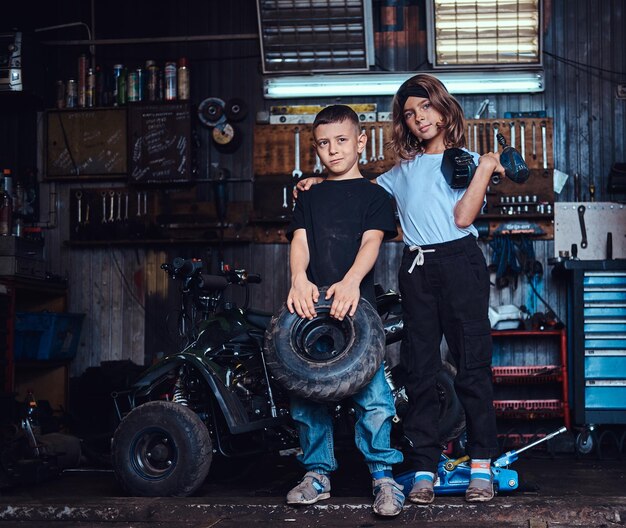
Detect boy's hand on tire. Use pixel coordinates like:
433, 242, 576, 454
326, 280, 360, 320
287, 277, 320, 319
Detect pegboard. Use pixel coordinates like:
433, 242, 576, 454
253, 118, 554, 177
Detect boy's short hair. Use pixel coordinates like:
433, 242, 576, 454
313, 104, 361, 133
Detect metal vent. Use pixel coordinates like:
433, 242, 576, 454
257, 0, 374, 73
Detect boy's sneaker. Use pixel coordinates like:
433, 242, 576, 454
372, 477, 405, 517
286, 471, 331, 505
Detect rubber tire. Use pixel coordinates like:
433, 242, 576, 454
111, 401, 212, 497
265, 287, 385, 402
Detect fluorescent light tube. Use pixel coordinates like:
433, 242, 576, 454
263, 71, 544, 98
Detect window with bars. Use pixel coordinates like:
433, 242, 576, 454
427, 0, 541, 68
256, 0, 374, 73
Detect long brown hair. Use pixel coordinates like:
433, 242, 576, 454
388, 74, 466, 161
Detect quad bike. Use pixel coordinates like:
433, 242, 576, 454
110, 258, 464, 497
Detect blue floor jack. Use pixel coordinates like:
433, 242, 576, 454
395, 427, 567, 496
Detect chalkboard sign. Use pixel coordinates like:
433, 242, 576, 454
46, 108, 127, 179
128, 102, 191, 184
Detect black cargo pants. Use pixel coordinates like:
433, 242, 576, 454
398, 234, 499, 473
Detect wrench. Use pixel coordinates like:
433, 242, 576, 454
143, 192, 148, 215
359, 129, 367, 164
467, 124, 472, 151
116, 192, 122, 221
509, 122, 516, 149
492, 122, 499, 153
540, 121, 547, 169
101, 192, 107, 224
108, 191, 115, 222
577, 205, 588, 249
292, 128, 302, 179
124, 193, 129, 220
519, 122, 526, 159
478, 123, 484, 154
136, 192, 141, 216
532, 122, 537, 160
84, 204, 90, 225
313, 154, 323, 174
378, 127, 384, 160
370, 127, 377, 162
282, 186, 289, 208
75, 191, 82, 225
473, 124, 478, 153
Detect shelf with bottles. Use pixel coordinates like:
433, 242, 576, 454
56, 54, 191, 111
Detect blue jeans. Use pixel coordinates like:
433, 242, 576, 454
290, 364, 403, 475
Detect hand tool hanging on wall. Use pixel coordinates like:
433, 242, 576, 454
313, 154, 323, 174
540, 121, 548, 169
378, 127, 385, 160
492, 122, 499, 153
519, 121, 526, 159
359, 128, 368, 165
509, 121, 516, 149
532, 122, 537, 160
478, 123, 484, 154
370, 127, 377, 162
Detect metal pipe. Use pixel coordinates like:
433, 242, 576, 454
41, 33, 258, 46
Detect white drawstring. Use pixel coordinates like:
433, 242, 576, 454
408, 245, 436, 273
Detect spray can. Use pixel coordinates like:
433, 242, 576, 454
145, 60, 159, 101
117, 67, 127, 105
55, 80, 65, 109
127, 71, 139, 102
177, 57, 190, 100
86, 68, 95, 107
113, 64, 123, 105
164, 61, 177, 101
78, 54, 87, 107
66, 79, 77, 108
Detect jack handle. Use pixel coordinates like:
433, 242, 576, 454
494, 426, 567, 468
443, 455, 470, 472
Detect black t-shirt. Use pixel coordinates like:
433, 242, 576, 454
286, 178, 397, 305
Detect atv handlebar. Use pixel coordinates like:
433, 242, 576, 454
161, 258, 261, 291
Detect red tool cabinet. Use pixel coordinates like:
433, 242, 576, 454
491, 328, 571, 446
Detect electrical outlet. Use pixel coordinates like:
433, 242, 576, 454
617, 84, 626, 99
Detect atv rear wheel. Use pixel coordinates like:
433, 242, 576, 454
111, 401, 212, 497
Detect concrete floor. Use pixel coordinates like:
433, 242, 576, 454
0, 448, 625, 527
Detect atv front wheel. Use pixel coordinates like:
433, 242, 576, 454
111, 401, 212, 497
265, 287, 385, 402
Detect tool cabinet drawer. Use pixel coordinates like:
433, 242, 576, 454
585, 381, 626, 409
584, 355, 626, 379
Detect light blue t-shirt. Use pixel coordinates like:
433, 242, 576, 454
377, 150, 481, 247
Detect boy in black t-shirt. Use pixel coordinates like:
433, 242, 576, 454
284, 105, 404, 517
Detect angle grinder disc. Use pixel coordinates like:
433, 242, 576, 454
225, 98, 248, 122
198, 97, 226, 127
212, 122, 242, 153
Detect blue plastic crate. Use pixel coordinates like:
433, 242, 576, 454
14, 312, 85, 361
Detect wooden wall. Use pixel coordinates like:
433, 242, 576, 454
3, 0, 624, 376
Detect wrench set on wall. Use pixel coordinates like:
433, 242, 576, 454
253, 117, 555, 237
70, 187, 153, 240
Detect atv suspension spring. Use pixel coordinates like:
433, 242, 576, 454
172, 370, 189, 406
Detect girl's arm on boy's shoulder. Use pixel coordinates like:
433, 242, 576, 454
453, 152, 504, 228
